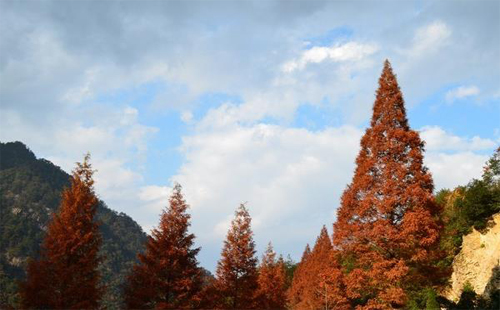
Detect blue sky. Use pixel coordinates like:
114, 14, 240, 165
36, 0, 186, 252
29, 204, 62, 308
0, 0, 499, 271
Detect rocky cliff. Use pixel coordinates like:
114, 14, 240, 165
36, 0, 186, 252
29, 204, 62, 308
446, 212, 500, 302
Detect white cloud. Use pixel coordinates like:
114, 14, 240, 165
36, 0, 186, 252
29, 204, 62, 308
138, 185, 173, 232
180, 111, 194, 123
420, 126, 496, 152
283, 42, 378, 72
169, 120, 496, 268
0, 105, 159, 233
1, 0, 498, 271
139, 185, 171, 203
445, 85, 480, 103
172, 118, 362, 267
425, 152, 489, 190
420, 125, 495, 190
407, 20, 451, 57
61, 68, 100, 104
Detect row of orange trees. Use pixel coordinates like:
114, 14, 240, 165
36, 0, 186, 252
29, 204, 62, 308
19, 158, 287, 309
20, 61, 450, 309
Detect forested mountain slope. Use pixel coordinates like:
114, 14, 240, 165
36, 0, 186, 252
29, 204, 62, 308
0, 141, 147, 308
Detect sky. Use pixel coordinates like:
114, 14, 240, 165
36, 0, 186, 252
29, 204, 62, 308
0, 0, 499, 271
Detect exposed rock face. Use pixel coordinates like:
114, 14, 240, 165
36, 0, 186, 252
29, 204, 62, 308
446, 213, 500, 301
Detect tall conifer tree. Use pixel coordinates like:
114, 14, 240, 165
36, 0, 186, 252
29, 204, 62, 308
333, 60, 443, 309
256, 243, 287, 309
20, 154, 103, 309
124, 184, 203, 309
214, 204, 258, 309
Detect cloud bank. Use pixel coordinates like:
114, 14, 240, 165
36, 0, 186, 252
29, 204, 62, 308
1, 0, 498, 269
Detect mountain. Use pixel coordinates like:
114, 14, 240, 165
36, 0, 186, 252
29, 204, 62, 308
0, 141, 147, 309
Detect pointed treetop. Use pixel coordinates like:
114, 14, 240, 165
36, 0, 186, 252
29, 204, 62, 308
74, 152, 95, 188
483, 147, 500, 184
167, 182, 189, 214
226, 203, 253, 237
215, 203, 258, 308
288, 226, 336, 310
256, 242, 287, 309
261, 244, 281, 272
314, 226, 331, 248
371, 59, 409, 130
124, 182, 202, 309
172, 182, 182, 194
260, 242, 277, 267
311, 226, 333, 260
301, 244, 311, 261
236, 203, 250, 217
264, 242, 275, 256
319, 225, 329, 238
222, 203, 255, 249
153, 182, 194, 241
20, 154, 102, 309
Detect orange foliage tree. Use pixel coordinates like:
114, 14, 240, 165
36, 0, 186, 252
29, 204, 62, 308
20, 154, 103, 309
255, 242, 287, 309
333, 60, 443, 309
288, 226, 348, 310
318, 249, 350, 310
123, 183, 203, 309
214, 204, 259, 309
287, 244, 311, 308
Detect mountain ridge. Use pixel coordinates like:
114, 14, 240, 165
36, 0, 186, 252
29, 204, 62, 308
0, 141, 147, 309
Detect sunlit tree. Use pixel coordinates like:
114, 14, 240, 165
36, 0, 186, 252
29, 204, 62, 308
333, 60, 443, 308
214, 204, 259, 309
256, 243, 287, 309
20, 154, 103, 309
124, 184, 203, 309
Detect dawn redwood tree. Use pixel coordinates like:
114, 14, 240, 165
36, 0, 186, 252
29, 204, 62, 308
333, 60, 443, 309
288, 226, 347, 310
20, 154, 103, 309
306, 227, 349, 310
255, 243, 287, 309
302, 226, 333, 310
214, 204, 259, 309
124, 183, 203, 309
287, 244, 311, 309
319, 250, 350, 310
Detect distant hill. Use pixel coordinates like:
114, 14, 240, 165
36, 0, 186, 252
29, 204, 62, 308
0, 141, 148, 308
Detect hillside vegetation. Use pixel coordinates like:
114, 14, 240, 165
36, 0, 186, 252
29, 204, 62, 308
0, 141, 147, 309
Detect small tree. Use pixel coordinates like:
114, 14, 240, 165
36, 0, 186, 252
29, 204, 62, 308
483, 147, 500, 185
288, 227, 348, 310
124, 183, 203, 309
287, 244, 311, 309
214, 204, 259, 309
455, 282, 478, 309
304, 226, 334, 310
256, 243, 287, 309
318, 250, 350, 310
20, 154, 103, 309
